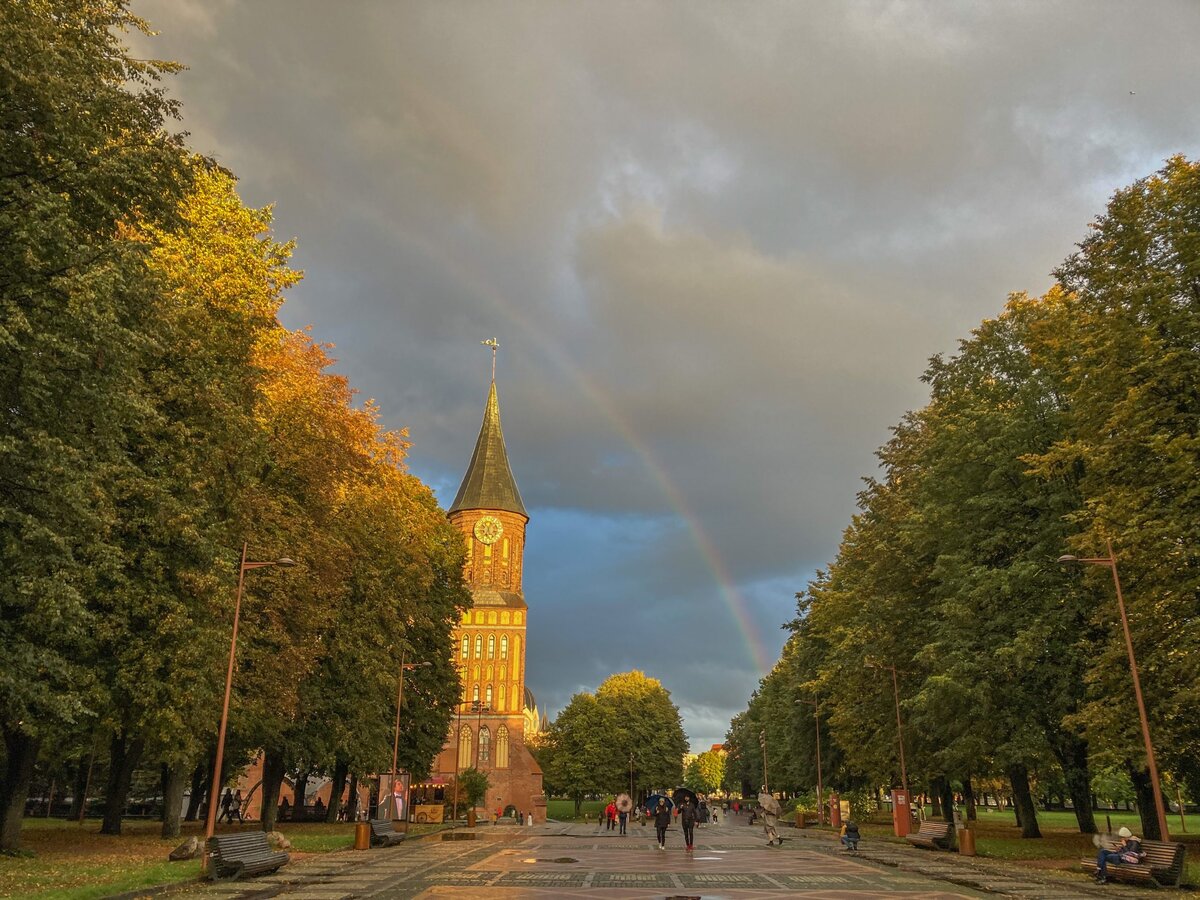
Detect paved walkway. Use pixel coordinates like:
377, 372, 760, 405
164, 816, 1157, 899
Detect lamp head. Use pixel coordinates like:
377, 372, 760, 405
275, 558, 297, 567
1057, 555, 1079, 565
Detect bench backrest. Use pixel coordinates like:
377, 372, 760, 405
370, 819, 395, 833
917, 822, 951, 837
211, 831, 273, 859
1139, 840, 1186, 881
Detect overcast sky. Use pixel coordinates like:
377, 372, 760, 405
130, 0, 1200, 751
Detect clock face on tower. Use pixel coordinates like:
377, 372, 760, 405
474, 515, 504, 545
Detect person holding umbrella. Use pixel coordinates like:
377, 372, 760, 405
759, 789, 782, 847
653, 797, 672, 851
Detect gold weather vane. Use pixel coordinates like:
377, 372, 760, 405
482, 338, 499, 382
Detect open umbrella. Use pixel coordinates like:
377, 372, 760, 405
615, 793, 633, 813
645, 794, 674, 813
758, 792, 781, 816
672, 788, 698, 809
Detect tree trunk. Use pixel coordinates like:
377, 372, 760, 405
932, 775, 957, 849
1127, 759, 1163, 841
184, 760, 207, 821
70, 750, 91, 820
1052, 736, 1096, 834
326, 759, 348, 824
930, 786, 942, 818
345, 774, 359, 821
293, 768, 309, 814
963, 775, 977, 821
574, 795, 582, 817
259, 750, 285, 832
161, 764, 185, 838
100, 732, 144, 835
0, 727, 40, 852
1008, 763, 1041, 838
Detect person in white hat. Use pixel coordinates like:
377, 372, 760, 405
1094, 825, 1144, 883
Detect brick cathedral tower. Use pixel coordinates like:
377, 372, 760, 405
434, 375, 546, 822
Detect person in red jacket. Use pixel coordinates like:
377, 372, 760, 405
605, 800, 617, 830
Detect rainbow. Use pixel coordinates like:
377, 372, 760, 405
369, 221, 776, 675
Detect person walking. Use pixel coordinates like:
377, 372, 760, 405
618, 805, 628, 835
654, 798, 671, 851
761, 803, 780, 846
218, 788, 234, 824
230, 789, 244, 823
680, 797, 697, 852
605, 799, 617, 831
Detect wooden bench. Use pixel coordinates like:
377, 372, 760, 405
208, 831, 289, 881
905, 821, 953, 850
1080, 839, 1187, 887
369, 818, 406, 847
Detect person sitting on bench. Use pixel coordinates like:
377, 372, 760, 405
840, 819, 861, 850
1094, 826, 1144, 884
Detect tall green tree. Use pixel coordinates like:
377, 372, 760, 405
0, 0, 189, 850
1030, 155, 1200, 837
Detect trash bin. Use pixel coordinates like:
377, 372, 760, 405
957, 827, 975, 856
795, 809, 807, 829
354, 822, 370, 850
467, 808, 476, 827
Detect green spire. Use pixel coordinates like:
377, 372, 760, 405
449, 381, 527, 517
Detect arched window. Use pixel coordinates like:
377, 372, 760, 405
478, 726, 491, 764
487, 634, 495, 659
458, 726, 472, 769
498, 683, 506, 710
474, 635, 483, 658
501, 636, 508, 659
485, 683, 493, 705
472, 683, 480, 703
460, 635, 469, 659
496, 726, 510, 768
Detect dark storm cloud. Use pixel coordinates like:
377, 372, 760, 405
131, 0, 1200, 749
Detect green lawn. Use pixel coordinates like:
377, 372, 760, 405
0, 818, 439, 899
858, 807, 1200, 889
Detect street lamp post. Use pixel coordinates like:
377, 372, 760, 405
388, 652, 431, 822
758, 729, 769, 795
865, 661, 908, 795
203, 544, 294, 870
796, 699, 823, 824
1059, 538, 1169, 841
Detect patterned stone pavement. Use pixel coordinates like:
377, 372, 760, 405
167, 817, 1148, 899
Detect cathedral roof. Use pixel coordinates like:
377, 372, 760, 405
449, 381, 527, 518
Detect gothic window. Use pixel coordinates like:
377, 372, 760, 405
500, 635, 508, 659
499, 664, 506, 682
515, 612, 522, 625
475, 635, 483, 658
458, 726, 472, 769
502, 538, 509, 559
461, 636, 469, 659
498, 683, 506, 710
483, 543, 491, 559
496, 726, 510, 768
479, 726, 491, 764
501, 612, 510, 624
472, 683, 480, 703
487, 634, 495, 659
486, 683, 493, 705
472, 664, 480, 682
487, 611, 497, 624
